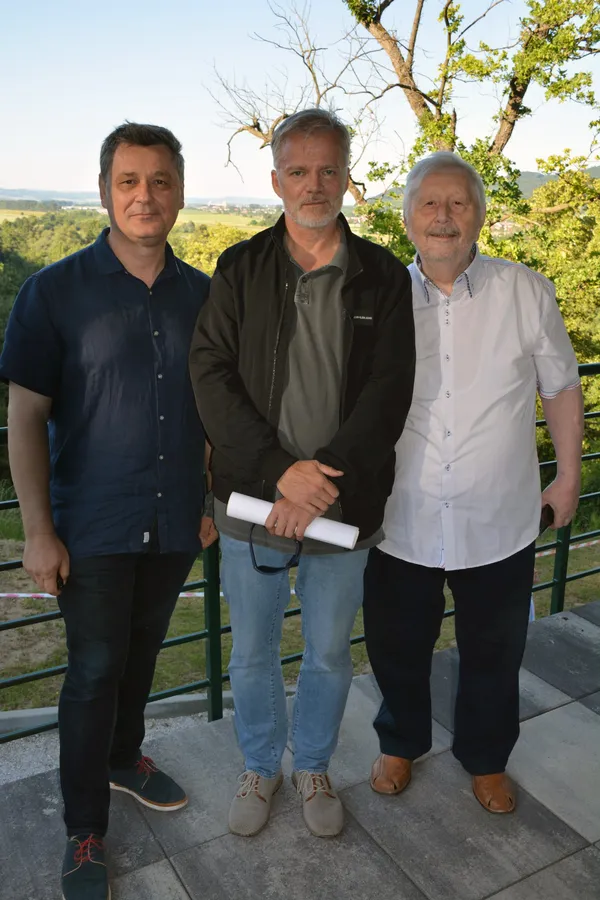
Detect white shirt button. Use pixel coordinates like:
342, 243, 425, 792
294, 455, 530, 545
159, 455, 164, 460
159, 415, 164, 421
154, 330, 159, 336
158, 373, 163, 379
157, 492, 162, 498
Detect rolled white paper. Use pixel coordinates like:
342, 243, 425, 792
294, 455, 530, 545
226, 492, 359, 550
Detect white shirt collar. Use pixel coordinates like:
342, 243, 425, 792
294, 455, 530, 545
413, 244, 484, 301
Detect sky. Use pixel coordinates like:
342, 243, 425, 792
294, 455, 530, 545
1, 0, 599, 202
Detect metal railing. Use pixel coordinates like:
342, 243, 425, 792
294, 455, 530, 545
1, 362, 599, 741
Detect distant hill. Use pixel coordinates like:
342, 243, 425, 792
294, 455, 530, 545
371, 167, 600, 205
0, 188, 280, 207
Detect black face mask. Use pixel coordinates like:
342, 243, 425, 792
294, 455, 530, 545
249, 524, 303, 575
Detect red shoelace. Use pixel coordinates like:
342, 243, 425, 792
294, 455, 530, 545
135, 755, 159, 777
74, 835, 104, 865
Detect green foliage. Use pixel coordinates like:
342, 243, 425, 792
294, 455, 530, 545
171, 223, 252, 275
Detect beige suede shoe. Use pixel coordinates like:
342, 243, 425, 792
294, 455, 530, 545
228, 770, 283, 836
292, 770, 344, 837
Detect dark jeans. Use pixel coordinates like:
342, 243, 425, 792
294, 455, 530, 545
57, 552, 195, 836
363, 542, 535, 775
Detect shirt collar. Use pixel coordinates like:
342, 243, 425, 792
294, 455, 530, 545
92, 227, 181, 279
414, 244, 483, 300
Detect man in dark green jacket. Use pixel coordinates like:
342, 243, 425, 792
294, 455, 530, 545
190, 108, 415, 839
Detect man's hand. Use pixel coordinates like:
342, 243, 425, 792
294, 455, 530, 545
541, 474, 581, 529
199, 516, 219, 549
23, 532, 70, 596
265, 498, 317, 540
277, 460, 343, 515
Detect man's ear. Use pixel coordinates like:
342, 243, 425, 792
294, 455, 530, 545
271, 169, 283, 199
99, 175, 108, 209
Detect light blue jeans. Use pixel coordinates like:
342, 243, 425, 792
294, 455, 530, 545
219, 534, 369, 777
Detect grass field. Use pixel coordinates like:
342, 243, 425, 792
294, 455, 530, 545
176, 208, 270, 229
0, 537, 598, 712
0, 209, 47, 222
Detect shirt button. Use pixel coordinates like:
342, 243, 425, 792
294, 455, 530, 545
157, 373, 163, 379
159, 454, 164, 460
446, 391, 451, 398
149, 290, 153, 296
154, 330, 159, 336
157, 492, 162, 498
446, 354, 450, 361
447, 430, 452, 437
159, 415, 164, 421
445, 502, 450, 508
446, 464, 451, 471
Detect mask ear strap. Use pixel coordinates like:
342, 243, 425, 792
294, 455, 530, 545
249, 524, 302, 575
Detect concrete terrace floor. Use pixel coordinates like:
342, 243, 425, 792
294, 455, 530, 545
1, 601, 600, 900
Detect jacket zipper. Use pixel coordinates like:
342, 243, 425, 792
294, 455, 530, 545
262, 276, 289, 500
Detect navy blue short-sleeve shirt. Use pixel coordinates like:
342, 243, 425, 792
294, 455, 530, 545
0, 228, 209, 559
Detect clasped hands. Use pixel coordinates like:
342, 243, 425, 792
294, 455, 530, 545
265, 460, 343, 540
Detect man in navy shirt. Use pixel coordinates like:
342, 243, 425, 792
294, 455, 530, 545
0, 123, 213, 900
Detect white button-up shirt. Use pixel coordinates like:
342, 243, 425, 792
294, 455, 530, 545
379, 248, 580, 570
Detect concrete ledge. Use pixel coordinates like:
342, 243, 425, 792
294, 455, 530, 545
0, 686, 298, 736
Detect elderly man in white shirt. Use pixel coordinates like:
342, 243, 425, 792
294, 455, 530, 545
364, 151, 584, 814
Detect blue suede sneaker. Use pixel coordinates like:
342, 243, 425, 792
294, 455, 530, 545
109, 754, 188, 812
62, 834, 109, 900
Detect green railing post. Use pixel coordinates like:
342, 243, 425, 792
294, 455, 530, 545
203, 540, 223, 721
550, 522, 572, 614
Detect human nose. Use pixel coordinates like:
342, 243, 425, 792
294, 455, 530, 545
135, 179, 152, 203
306, 170, 322, 193
435, 200, 452, 222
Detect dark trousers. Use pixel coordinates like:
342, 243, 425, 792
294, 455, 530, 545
363, 542, 535, 775
57, 552, 195, 836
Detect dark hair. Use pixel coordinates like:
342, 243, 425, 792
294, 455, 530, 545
271, 108, 351, 168
100, 122, 184, 185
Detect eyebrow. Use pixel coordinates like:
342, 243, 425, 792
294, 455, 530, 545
116, 170, 173, 178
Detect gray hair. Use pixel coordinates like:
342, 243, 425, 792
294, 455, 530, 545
100, 122, 184, 185
271, 108, 351, 169
403, 152, 486, 219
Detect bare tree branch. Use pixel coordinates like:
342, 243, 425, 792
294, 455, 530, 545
407, 0, 425, 72
458, 0, 507, 40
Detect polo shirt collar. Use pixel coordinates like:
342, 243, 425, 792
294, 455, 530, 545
414, 243, 484, 299
92, 227, 181, 279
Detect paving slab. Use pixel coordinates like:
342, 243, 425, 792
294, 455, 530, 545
571, 598, 600, 627
431, 636, 583, 734
486, 846, 600, 900
342, 751, 586, 900
507, 701, 600, 842
580, 690, 600, 716
112, 860, 191, 900
0, 769, 164, 900
517, 668, 572, 720
171, 805, 427, 900
521, 612, 600, 698
139, 712, 294, 857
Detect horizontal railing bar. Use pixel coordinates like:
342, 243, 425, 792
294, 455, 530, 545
0, 499, 19, 511
565, 565, 600, 584
536, 539, 558, 552
0, 611, 63, 632
569, 528, 600, 544
148, 678, 210, 702
0, 720, 59, 744
161, 630, 209, 649
579, 491, 600, 502
0, 560, 25, 572
0, 664, 67, 690
532, 579, 555, 592
540, 451, 600, 470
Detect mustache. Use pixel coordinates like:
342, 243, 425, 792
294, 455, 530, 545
427, 227, 460, 237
